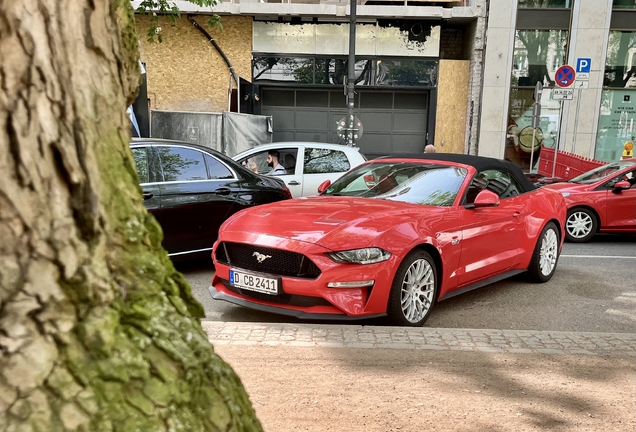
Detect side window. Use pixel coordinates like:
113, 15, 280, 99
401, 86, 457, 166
131, 147, 149, 183
204, 154, 233, 179
156, 146, 208, 182
304, 148, 350, 174
237, 148, 297, 175
464, 172, 488, 205
279, 149, 298, 175
238, 150, 269, 174
606, 168, 636, 188
481, 169, 522, 199
627, 169, 636, 188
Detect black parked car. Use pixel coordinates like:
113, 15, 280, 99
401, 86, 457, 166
130, 139, 292, 258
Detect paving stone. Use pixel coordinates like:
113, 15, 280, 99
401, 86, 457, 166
202, 321, 635, 356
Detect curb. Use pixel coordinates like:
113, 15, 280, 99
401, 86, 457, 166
201, 321, 636, 357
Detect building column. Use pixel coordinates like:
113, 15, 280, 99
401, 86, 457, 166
560, 0, 613, 158
477, 0, 518, 159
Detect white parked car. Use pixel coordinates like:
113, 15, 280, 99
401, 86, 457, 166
232, 142, 367, 198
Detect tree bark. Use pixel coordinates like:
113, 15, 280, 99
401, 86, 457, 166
0, 1, 262, 430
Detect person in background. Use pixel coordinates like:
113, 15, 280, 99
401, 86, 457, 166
251, 150, 286, 176
424, 144, 437, 153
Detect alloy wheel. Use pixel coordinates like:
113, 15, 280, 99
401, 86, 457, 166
566, 211, 593, 239
539, 228, 559, 276
400, 258, 435, 323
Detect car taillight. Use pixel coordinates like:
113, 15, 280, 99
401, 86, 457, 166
282, 187, 293, 199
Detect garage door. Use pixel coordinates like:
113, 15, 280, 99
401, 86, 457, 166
260, 88, 429, 158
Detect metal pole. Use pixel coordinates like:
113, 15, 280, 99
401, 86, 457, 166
530, 81, 542, 173
552, 99, 563, 178
530, 128, 537, 173
228, 73, 232, 112
571, 88, 582, 154
347, 0, 357, 147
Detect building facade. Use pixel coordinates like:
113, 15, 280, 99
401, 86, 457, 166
132, 0, 486, 159
481, 0, 636, 169
132, 0, 636, 167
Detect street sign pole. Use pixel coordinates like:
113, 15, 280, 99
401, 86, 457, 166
553, 100, 563, 178
571, 87, 583, 154
571, 58, 591, 154
529, 81, 543, 173
552, 64, 576, 178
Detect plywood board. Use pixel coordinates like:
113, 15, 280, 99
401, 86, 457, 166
135, 15, 252, 113
434, 60, 470, 154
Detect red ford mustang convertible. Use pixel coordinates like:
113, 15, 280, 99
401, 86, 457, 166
210, 154, 567, 326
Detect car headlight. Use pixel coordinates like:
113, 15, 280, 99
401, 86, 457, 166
561, 192, 571, 197
327, 248, 392, 265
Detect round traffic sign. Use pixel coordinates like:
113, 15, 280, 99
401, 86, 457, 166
337, 116, 364, 141
555, 65, 576, 88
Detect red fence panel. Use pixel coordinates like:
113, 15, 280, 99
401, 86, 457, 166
537, 146, 606, 180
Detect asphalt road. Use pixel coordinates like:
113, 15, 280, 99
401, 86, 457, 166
179, 233, 636, 334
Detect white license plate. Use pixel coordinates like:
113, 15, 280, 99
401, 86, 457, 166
229, 269, 279, 295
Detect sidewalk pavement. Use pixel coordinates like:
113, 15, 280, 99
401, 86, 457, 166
201, 321, 636, 356
202, 321, 636, 432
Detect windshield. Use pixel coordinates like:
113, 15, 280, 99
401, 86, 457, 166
569, 161, 636, 185
323, 162, 468, 207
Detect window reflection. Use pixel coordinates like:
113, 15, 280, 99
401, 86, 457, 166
304, 148, 350, 174
253, 57, 315, 84
323, 162, 467, 207
595, 90, 636, 161
377, 60, 438, 87
131, 148, 149, 183
512, 30, 568, 87
604, 31, 636, 88
253, 56, 438, 88
613, 0, 636, 9
156, 147, 208, 182
507, 88, 561, 171
518, 0, 571, 7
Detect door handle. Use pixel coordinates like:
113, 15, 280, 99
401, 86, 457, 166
215, 188, 232, 196
288, 181, 300, 186
142, 192, 154, 200
513, 212, 522, 218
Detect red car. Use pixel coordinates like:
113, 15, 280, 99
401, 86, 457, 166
543, 159, 636, 242
210, 154, 567, 326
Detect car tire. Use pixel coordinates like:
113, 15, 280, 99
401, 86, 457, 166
386, 250, 438, 327
565, 207, 597, 243
527, 222, 560, 283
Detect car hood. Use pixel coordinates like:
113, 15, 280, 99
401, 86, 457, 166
221, 196, 445, 249
542, 182, 591, 193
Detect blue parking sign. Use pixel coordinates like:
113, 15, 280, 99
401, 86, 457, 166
576, 58, 592, 73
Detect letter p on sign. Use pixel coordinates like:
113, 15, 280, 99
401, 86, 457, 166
576, 58, 591, 73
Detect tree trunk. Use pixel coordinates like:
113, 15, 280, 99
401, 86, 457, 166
0, 1, 262, 430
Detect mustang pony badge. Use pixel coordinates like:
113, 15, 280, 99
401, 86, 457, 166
252, 251, 272, 263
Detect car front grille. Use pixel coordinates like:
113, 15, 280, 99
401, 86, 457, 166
215, 242, 321, 279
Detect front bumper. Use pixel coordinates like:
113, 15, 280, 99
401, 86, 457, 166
210, 232, 397, 319
209, 285, 386, 320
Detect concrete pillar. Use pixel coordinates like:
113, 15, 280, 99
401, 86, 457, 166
477, 0, 517, 158
560, 0, 613, 159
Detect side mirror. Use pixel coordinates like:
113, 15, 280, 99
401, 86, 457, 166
317, 179, 332, 194
470, 190, 500, 208
613, 180, 631, 192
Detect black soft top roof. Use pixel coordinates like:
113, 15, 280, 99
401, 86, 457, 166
378, 153, 537, 193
